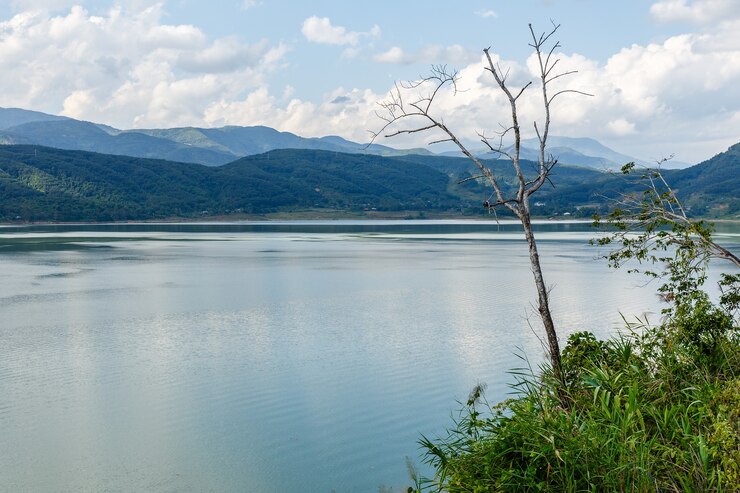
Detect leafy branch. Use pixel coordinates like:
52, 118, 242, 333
592, 162, 739, 313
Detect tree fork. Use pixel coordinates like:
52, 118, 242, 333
372, 23, 590, 395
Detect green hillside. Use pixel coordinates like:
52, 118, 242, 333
214, 149, 458, 212
0, 107, 68, 129
0, 107, 649, 169
3, 120, 235, 166
540, 144, 740, 218
668, 143, 740, 216
0, 145, 215, 221
0, 143, 737, 222
0, 146, 462, 221
0, 108, 435, 165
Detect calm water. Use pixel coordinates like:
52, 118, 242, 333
1, 220, 738, 492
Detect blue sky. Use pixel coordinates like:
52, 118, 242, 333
1, 0, 738, 163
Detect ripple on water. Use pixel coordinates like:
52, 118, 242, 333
0, 226, 686, 492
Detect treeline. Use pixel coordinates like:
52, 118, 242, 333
0, 146, 463, 221
0, 143, 737, 222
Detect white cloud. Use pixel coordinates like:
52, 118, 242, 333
373, 44, 479, 66
475, 9, 498, 18
364, 18, 740, 163
242, 0, 260, 9
650, 0, 740, 24
340, 46, 361, 59
301, 16, 379, 46
373, 46, 405, 64
607, 118, 637, 136
0, 5, 287, 128
10, 0, 77, 11
175, 37, 271, 73
1, 4, 738, 164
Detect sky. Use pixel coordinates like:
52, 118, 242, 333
0, 0, 738, 163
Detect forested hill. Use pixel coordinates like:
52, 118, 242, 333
667, 142, 740, 214
0, 107, 431, 165
0, 107, 666, 169
0, 145, 214, 221
0, 146, 463, 221
0, 143, 737, 222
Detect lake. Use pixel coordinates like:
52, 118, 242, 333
1, 220, 738, 492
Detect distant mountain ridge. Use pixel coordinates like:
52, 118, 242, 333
0, 107, 69, 130
0, 146, 462, 221
0, 119, 236, 165
0, 142, 736, 222
441, 136, 690, 170
0, 106, 663, 169
524, 136, 648, 167
0, 107, 431, 166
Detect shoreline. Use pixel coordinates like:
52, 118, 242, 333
2, 214, 739, 227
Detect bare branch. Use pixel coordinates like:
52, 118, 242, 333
545, 69, 578, 85
428, 137, 455, 145
384, 124, 439, 138
372, 23, 591, 393
478, 130, 514, 160
458, 174, 487, 185
549, 89, 594, 104
544, 58, 560, 78
513, 81, 533, 101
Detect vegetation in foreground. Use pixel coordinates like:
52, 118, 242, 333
410, 180, 740, 491
412, 294, 740, 491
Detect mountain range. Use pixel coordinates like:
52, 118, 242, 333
0, 107, 433, 166
0, 140, 736, 222
0, 106, 736, 222
0, 107, 661, 170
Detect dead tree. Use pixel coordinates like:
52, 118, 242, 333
372, 23, 591, 387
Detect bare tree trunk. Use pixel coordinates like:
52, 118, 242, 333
372, 23, 590, 399
521, 210, 563, 382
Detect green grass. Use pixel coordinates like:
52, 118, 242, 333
412, 293, 740, 492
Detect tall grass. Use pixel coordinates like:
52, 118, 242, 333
411, 293, 740, 492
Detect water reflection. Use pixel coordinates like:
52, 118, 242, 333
0, 221, 738, 492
